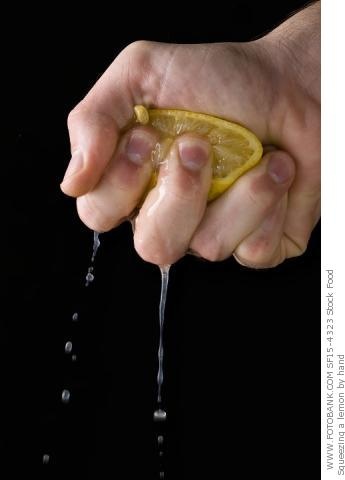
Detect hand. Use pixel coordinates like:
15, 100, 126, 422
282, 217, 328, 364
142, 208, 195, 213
61, 2, 320, 268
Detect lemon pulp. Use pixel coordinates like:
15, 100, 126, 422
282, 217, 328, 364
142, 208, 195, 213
132, 105, 263, 201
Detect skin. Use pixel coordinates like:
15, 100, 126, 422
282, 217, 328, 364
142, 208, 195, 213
61, 2, 320, 268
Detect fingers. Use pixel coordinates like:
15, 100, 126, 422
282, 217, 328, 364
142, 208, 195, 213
61, 110, 119, 197
233, 195, 288, 268
76, 127, 158, 232
281, 162, 321, 259
190, 150, 296, 264
60, 41, 156, 198
134, 135, 212, 265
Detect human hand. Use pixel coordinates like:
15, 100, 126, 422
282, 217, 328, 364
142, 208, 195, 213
61, 2, 320, 268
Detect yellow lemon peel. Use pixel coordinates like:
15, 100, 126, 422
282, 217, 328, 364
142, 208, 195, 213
133, 105, 263, 201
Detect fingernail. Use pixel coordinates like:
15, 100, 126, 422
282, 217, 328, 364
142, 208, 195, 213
62, 151, 83, 183
126, 131, 154, 166
178, 138, 210, 172
267, 153, 293, 184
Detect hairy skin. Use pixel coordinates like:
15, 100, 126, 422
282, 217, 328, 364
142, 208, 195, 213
62, 2, 320, 268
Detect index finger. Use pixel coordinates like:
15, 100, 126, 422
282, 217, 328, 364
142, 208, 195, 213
60, 43, 148, 197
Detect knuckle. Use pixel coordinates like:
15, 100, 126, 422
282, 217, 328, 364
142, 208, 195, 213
67, 102, 89, 130
134, 245, 162, 265
133, 236, 176, 266
118, 41, 156, 100
133, 220, 186, 266
123, 40, 153, 57
247, 178, 276, 214
76, 194, 116, 233
118, 40, 153, 72
166, 187, 199, 205
235, 239, 281, 269
191, 236, 226, 262
67, 103, 115, 131
283, 233, 308, 259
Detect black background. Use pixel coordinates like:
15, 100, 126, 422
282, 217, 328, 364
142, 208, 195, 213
2, 1, 319, 478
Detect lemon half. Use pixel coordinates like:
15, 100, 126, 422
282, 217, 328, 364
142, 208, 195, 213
133, 105, 263, 201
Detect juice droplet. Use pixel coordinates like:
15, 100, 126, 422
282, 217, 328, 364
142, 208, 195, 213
72, 313, 79, 322
72, 354, 77, 362
65, 341, 73, 354
157, 265, 170, 403
91, 231, 101, 263
159, 472, 165, 479
85, 267, 94, 286
157, 435, 164, 445
153, 409, 167, 422
42, 454, 50, 464
129, 214, 138, 234
61, 389, 70, 403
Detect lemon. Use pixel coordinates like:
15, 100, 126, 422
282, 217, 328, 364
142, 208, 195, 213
133, 105, 263, 201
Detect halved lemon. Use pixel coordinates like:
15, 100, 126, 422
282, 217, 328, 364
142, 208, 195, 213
133, 105, 263, 202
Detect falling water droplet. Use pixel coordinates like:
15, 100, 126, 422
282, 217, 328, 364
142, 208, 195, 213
42, 454, 50, 464
65, 341, 73, 354
72, 354, 77, 362
91, 231, 101, 263
61, 389, 70, 403
128, 213, 138, 234
154, 409, 167, 422
157, 435, 164, 445
159, 451, 163, 457
157, 265, 170, 403
72, 312, 79, 322
85, 267, 94, 286
159, 472, 165, 479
